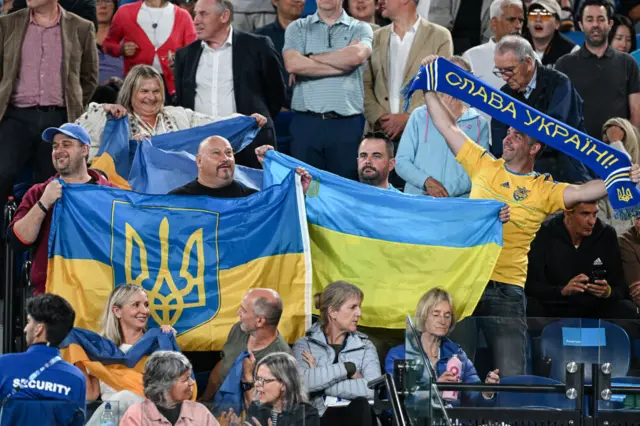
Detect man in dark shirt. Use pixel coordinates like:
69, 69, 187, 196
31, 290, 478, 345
555, 0, 640, 138
169, 136, 259, 198
255, 0, 304, 109
526, 201, 638, 319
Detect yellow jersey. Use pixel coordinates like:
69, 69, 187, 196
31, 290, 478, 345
456, 140, 569, 286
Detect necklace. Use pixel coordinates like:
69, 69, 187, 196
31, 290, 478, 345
144, 3, 167, 34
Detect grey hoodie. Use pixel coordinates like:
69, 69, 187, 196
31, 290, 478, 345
292, 323, 381, 416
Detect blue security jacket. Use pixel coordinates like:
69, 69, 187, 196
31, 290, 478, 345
0, 344, 87, 424
385, 338, 488, 407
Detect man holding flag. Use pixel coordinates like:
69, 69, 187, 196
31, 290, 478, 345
7, 124, 116, 295
419, 54, 640, 377
170, 135, 312, 197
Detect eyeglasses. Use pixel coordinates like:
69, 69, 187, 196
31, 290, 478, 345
255, 376, 279, 386
492, 66, 519, 78
528, 10, 555, 22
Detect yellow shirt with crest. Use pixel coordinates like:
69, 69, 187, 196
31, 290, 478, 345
456, 140, 569, 287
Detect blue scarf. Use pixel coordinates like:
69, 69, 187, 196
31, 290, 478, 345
402, 58, 639, 218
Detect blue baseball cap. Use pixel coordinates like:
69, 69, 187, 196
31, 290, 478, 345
42, 123, 91, 145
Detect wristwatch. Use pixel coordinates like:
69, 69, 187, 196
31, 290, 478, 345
241, 381, 254, 392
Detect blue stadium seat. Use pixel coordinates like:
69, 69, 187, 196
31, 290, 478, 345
12, 167, 32, 201
633, 49, 640, 65
564, 31, 585, 46
541, 319, 631, 383
496, 375, 576, 410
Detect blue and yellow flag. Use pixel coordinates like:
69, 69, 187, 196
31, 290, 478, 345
46, 174, 311, 351
91, 116, 260, 192
263, 152, 504, 328
59, 328, 192, 397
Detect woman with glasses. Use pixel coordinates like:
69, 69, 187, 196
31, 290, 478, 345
385, 288, 500, 406
121, 351, 218, 425
223, 352, 320, 426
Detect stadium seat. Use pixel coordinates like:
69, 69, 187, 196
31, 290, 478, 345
496, 375, 576, 410
563, 31, 585, 46
632, 49, 640, 65
303, 0, 317, 17
540, 319, 631, 383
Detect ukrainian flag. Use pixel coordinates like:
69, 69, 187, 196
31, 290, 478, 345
46, 173, 311, 351
263, 152, 503, 328
91, 116, 260, 191
59, 328, 196, 398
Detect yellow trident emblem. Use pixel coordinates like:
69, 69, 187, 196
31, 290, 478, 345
124, 217, 206, 326
617, 187, 633, 203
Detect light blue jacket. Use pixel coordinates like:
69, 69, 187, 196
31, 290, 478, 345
292, 322, 381, 416
396, 106, 490, 197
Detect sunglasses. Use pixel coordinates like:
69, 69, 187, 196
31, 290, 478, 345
528, 10, 556, 22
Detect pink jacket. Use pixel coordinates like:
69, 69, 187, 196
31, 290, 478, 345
120, 399, 220, 426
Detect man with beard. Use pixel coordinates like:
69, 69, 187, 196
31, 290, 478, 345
357, 132, 401, 191
170, 136, 259, 197
7, 124, 115, 295
197, 288, 292, 405
172, 136, 311, 197
490, 36, 591, 183
556, 0, 640, 139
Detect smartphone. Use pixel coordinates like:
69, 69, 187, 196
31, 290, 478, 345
590, 268, 607, 283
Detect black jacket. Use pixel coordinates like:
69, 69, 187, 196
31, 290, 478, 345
490, 62, 591, 183
11, 0, 97, 28
525, 212, 628, 314
247, 402, 320, 426
527, 31, 577, 67
174, 30, 286, 169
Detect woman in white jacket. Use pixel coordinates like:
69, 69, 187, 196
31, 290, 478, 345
292, 281, 381, 426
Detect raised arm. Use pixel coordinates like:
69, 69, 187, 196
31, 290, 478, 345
423, 92, 468, 156
562, 180, 607, 210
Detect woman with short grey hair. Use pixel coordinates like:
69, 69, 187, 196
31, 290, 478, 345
223, 352, 320, 426
121, 351, 219, 425
292, 281, 381, 426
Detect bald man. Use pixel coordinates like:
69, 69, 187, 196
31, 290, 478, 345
198, 288, 292, 404
169, 136, 258, 198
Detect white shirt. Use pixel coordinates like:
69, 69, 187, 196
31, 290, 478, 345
137, 3, 175, 74
194, 27, 237, 118
462, 38, 504, 90
388, 17, 421, 114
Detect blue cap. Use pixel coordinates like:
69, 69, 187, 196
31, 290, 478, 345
42, 123, 91, 145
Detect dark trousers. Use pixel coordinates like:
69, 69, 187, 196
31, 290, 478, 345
320, 397, 376, 426
0, 106, 67, 205
454, 281, 528, 377
290, 113, 365, 181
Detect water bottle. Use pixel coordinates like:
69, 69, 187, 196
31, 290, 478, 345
100, 402, 116, 426
441, 355, 462, 401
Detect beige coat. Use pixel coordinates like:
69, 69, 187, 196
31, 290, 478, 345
363, 19, 453, 131
0, 7, 98, 122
